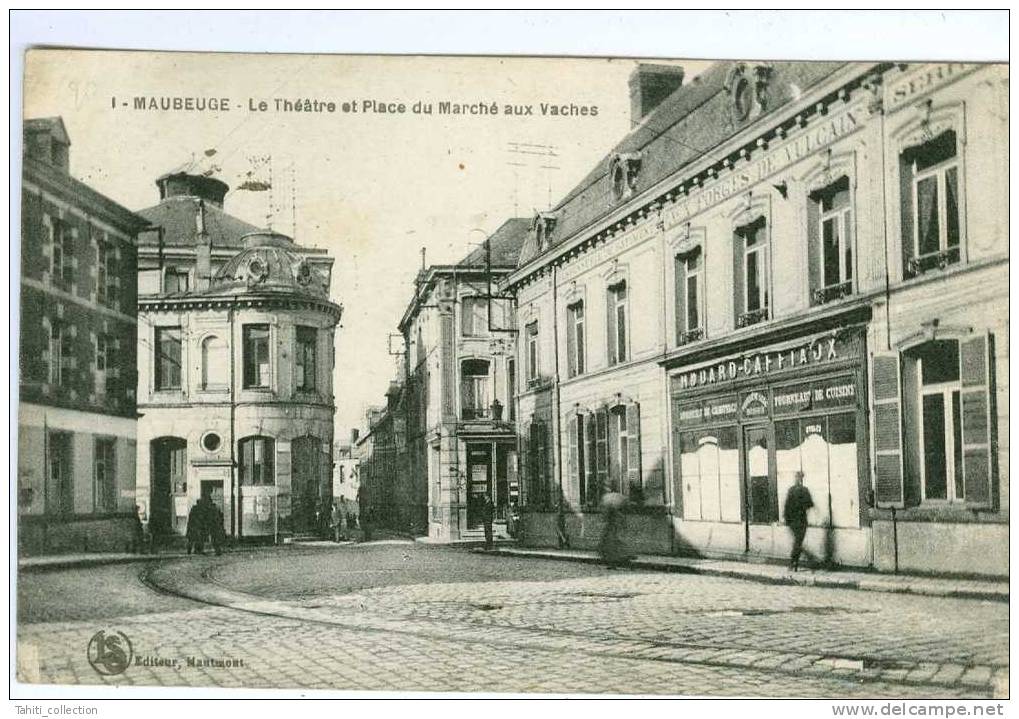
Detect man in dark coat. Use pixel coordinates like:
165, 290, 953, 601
185, 499, 207, 556
481, 495, 495, 550
784, 470, 814, 571
208, 501, 226, 556
357, 484, 372, 542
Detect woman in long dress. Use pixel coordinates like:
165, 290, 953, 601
598, 492, 633, 567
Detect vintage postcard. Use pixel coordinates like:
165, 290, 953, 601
14, 45, 1008, 699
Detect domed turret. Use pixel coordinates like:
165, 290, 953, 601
211, 230, 329, 297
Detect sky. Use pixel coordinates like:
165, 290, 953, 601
22, 50, 711, 435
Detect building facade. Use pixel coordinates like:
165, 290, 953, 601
398, 219, 529, 542
18, 117, 148, 554
134, 173, 341, 542
504, 62, 1008, 577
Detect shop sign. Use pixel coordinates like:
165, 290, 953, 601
885, 63, 978, 113
671, 331, 861, 394
740, 391, 769, 419
675, 395, 738, 427
772, 376, 857, 416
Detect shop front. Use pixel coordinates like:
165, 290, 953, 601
668, 326, 872, 568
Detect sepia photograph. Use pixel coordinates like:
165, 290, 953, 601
10, 10, 1010, 705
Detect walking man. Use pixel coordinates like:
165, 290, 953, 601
185, 499, 207, 556
481, 494, 495, 550
784, 470, 814, 571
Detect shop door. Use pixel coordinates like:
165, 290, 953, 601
466, 445, 492, 528
151, 437, 186, 536
742, 425, 777, 537
291, 436, 321, 535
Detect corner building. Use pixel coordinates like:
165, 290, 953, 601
18, 118, 148, 554
135, 173, 341, 542
504, 62, 1007, 576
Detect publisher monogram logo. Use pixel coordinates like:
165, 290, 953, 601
87, 629, 133, 676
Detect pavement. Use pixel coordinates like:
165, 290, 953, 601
480, 546, 1010, 602
20, 539, 1009, 602
14, 542, 1009, 697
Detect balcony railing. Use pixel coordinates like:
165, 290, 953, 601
736, 307, 769, 329
811, 280, 853, 306
677, 327, 704, 346
907, 247, 961, 278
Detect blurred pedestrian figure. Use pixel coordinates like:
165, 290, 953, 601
331, 500, 348, 542
131, 504, 148, 554
357, 484, 372, 542
784, 470, 814, 571
185, 499, 207, 556
481, 494, 495, 550
208, 501, 226, 556
598, 492, 632, 568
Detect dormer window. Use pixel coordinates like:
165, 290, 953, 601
533, 213, 557, 251
610, 153, 642, 201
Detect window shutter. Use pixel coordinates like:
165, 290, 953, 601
519, 421, 530, 507
871, 352, 905, 507
960, 333, 993, 506
567, 414, 579, 503
674, 254, 687, 340
626, 402, 642, 493
899, 153, 915, 277
584, 413, 597, 505
806, 195, 821, 300
732, 232, 745, 323
606, 292, 617, 365
595, 407, 609, 500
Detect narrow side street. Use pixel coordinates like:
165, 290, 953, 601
17, 543, 1008, 697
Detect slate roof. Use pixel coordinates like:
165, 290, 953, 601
516, 60, 849, 267
460, 217, 531, 267
137, 195, 261, 248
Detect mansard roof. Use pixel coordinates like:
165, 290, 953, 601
515, 60, 850, 268
137, 195, 261, 248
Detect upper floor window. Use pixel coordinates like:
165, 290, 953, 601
96, 236, 118, 308
525, 321, 540, 383
460, 358, 491, 420
675, 248, 704, 344
201, 335, 228, 390
901, 129, 962, 278
49, 216, 74, 287
607, 282, 628, 365
243, 325, 270, 389
239, 436, 275, 486
566, 301, 586, 378
165, 268, 190, 294
155, 326, 182, 390
461, 296, 487, 337
296, 326, 317, 391
49, 321, 71, 386
734, 217, 770, 328
810, 176, 854, 305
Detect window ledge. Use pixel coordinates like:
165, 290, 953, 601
811, 281, 854, 306
906, 248, 961, 278
736, 308, 769, 328
869, 504, 1004, 523
677, 327, 705, 346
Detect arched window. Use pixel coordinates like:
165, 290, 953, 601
239, 436, 275, 486
201, 335, 228, 390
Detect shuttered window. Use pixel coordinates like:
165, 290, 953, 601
871, 352, 904, 507
567, 414, 587, 507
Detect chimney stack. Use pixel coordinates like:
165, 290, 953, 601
629, 64, 685, 125
195, 200, 212, 291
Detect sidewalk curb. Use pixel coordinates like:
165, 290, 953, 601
481, 548, 1009, 603
18, 554, 171, 573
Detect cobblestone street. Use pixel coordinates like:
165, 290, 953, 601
16, 543, 1008, 697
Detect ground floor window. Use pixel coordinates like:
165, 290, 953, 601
47, 431, 73, 515
240, 436, 275, 486
94, 437, 116, 513
679, 426, 740, 522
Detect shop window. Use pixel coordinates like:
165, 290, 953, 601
809, 176, 854, 305
525, 321, 540, 384
566, 301, 586, 377
679, 427, 740, 523
461, 296, 487, 337
93, 437, 116, 513
239, 436, 275, 486
460, 358, 491, 420
606, 281, 628, 365
734, 217, 770, 328
675, 247, 704, 344
155, 326, 182, 390
201, 335, 228, 390
296, 326, 317, 391
900, 130, 962, 279
165, 267, 190, 294
242, 324, 270, 389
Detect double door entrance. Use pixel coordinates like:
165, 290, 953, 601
465, 442, 511, 528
